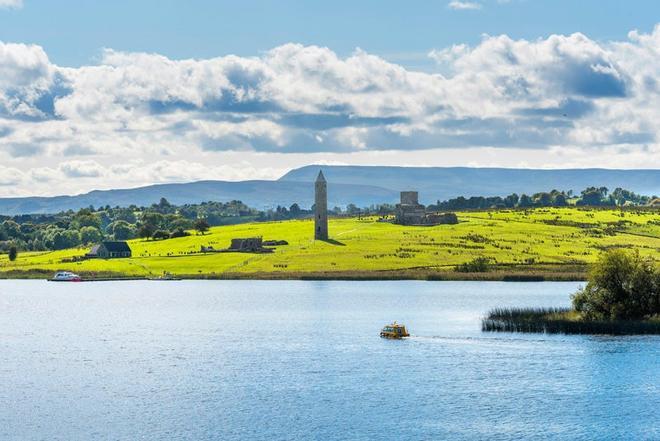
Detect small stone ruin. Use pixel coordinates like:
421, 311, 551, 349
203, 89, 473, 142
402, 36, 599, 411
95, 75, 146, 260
229, 237, 265, 252
395, 191, 458, 226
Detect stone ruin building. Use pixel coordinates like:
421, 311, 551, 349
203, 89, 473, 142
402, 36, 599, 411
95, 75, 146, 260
395, 191, 458, 226
229, 237, 265, 252
200, 237, 288, 254
395, 191, 426, 225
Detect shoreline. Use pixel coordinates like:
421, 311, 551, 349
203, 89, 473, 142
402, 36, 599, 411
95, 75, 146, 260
0, 267, 588, 282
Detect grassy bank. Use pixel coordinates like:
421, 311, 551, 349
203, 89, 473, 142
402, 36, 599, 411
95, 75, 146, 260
482, 307, 660, 335
0, 266, 586, 281
1, 207, 658, 280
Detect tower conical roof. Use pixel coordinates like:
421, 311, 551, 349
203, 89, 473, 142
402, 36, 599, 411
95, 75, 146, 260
316, 170, 326, 182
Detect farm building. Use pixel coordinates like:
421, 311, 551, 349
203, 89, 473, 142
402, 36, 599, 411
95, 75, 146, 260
87, 241, 132, 258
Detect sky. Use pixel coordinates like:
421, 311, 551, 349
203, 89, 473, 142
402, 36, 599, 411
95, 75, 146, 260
0, 0, 659, 196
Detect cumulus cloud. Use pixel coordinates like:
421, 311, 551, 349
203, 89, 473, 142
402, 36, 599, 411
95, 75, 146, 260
0, 26, 659, 195
0, 41, 56, 120
59, 160, 104, 178
4, 142, 44, 157
0, 165, 23, 186
448, 1, 482, 10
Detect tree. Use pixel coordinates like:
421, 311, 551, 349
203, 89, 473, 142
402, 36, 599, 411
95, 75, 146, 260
346, 204, 360, 215
578, 186, 610, 206
19, 223, 36, 235
377, 204, 395, 215
138, 223, 156, 239
289, 203, 301, 216
194, 218, 210, 235
141, 212, 165, 229
552, 193, 568, 207
503, 193, 519, 208
51, 229, 81, 250
73, 212, 102, 230
110, 221, 135, 240
80, 226, 102, 244
169, 227, 189, 239
113, 208, 137, 224
8, 245, 17, 261
533, 192, 552, 207
169, 218, 193, 231
152, 230, 170, 240
518, 194, 533, 208
572, 250, 659, 320
1, 220, 21, 239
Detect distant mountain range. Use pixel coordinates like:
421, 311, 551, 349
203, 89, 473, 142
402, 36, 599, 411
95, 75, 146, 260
0, 165, 658, 215
0, 180, 398, 215
281, 166, 660, 204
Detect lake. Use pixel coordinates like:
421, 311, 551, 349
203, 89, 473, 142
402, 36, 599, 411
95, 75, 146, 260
1, 280, 658, 440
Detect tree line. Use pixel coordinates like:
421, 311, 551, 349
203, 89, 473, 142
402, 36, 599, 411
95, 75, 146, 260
0, 199, 258, 253
0, 198, 363, 253
428, 187, 655, 211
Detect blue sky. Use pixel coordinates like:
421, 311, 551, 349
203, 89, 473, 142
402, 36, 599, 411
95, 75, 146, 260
0, 0, 659, 196
2, 0, 659, 68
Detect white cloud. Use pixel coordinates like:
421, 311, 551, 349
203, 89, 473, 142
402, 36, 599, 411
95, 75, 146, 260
0, 41, 54, 119
428, 44, 470, 66
0, 165, 23, 186
448, 1, 482, 10
0, 0, 22, 9
59, 160, 104, 178
0, 25, 659, 196
29, 167, 60, 183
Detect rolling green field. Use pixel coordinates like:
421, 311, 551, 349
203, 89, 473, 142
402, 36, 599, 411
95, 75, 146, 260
1, 207, 658, 280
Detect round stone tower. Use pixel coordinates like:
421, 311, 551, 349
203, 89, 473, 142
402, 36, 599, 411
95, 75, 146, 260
314, 170, 329, 240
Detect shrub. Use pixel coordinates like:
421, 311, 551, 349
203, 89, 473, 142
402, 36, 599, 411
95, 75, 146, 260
151, 230, 171, 241
169, 228, 190, 239
455, 256, 490, 273
571, 250, 659, 320
8, 245, 17, 261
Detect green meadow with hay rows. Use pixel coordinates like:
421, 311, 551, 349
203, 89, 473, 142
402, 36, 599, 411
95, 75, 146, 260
1, 207, 658, 280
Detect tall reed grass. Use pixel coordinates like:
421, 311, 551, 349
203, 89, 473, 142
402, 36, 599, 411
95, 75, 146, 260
482, 307, 660, 335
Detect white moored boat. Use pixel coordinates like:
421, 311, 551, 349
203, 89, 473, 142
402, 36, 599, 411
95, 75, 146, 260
50, 271, 82, 282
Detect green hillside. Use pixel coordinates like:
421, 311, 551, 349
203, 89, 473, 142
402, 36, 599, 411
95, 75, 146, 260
1, 207, 658, 280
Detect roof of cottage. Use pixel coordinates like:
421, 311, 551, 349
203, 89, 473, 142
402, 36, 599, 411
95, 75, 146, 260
100, 241, 131, 253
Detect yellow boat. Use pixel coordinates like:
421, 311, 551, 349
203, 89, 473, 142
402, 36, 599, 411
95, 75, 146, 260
380, 322, 410, 339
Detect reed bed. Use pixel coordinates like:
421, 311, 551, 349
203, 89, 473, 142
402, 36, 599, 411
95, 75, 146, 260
482, 307, 660, 335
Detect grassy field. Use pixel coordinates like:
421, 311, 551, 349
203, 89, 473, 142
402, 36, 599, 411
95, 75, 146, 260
1, 207, 658, 280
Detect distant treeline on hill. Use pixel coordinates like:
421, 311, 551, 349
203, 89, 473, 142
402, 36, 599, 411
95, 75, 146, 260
429, 187, 656, 211
0, 199, 293, 253
0, 186, 657, 253
0, 197, 351, 253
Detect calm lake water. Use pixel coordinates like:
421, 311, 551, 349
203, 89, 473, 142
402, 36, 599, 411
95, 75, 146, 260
1, 280, 658, 440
